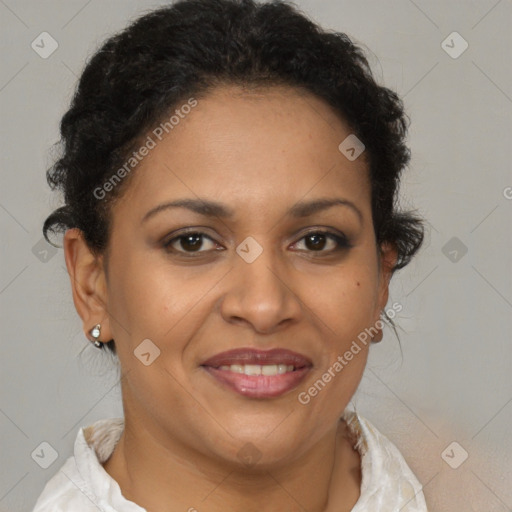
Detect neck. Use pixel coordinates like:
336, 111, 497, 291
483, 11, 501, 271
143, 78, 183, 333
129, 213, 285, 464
102, 407, 360, 512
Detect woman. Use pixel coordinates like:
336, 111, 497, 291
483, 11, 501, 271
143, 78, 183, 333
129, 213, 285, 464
34, 0, 427, 510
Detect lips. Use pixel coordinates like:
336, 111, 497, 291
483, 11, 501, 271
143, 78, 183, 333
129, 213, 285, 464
201, 348, 312, 398
201, 348, 312, 368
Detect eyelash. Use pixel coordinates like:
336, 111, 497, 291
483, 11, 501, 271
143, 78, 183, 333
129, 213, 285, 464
162, 228, 352, 257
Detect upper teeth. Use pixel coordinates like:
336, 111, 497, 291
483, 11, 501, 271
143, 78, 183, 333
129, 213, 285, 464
218, 364, 295, 376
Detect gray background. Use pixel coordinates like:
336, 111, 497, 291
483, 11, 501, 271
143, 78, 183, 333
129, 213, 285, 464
1, 0, 511, 511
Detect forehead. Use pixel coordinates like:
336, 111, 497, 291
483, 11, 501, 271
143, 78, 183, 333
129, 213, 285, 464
113, 84, 371, 222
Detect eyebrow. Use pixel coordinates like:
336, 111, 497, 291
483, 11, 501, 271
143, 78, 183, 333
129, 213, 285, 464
141, 197, 363, 224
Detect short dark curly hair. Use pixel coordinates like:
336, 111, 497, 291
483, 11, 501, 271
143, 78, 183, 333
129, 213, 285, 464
43, 0, 424, 355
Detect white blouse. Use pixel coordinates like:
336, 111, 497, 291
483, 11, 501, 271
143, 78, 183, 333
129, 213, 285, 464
32, 411, 428, 511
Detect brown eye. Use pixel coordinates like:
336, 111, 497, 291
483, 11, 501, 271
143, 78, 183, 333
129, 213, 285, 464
293, 230, 351, 253
164, 232, 218, 254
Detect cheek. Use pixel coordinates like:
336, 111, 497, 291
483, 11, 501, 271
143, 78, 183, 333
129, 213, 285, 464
106, 258, 202, 419
307, 268, 379, 342
106, 245, 181, 331
104, 250, 173, 359
106, 249, 227, 373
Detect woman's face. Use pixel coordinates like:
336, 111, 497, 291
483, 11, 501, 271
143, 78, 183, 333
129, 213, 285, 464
67, 84, 395, 468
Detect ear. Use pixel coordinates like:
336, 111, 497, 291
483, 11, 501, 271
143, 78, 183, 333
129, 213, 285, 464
374, 241, 398, 330
63, 228, 113, 343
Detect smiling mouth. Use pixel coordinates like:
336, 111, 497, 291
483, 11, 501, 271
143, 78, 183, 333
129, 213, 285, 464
200, 348, 312, 398
216, 363, 297, 375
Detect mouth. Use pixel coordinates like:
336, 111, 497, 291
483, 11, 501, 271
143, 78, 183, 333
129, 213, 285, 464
200, 348, 312, 398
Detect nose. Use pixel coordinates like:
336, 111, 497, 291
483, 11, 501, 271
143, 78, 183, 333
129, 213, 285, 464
219, 244, 303, 334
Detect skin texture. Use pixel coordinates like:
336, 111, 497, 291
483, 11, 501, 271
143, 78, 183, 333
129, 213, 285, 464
63, 84, 397, 512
